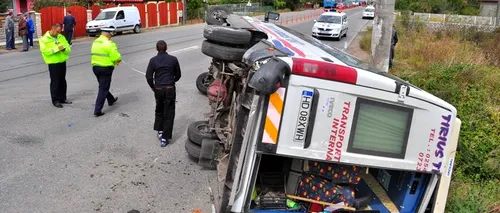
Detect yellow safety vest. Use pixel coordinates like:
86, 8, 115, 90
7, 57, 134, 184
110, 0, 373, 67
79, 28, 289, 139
90, 35, 122, 67
38, 31, 71, 64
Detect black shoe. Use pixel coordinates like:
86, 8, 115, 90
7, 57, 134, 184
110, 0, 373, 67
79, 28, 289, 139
94, 112, 105, 117
108, 97, 118, 106
61, 100, 72, 104
53, 102, 63, 108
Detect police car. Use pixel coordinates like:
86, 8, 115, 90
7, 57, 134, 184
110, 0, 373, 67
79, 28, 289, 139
362, 5, 376, 19
188, 6, 461, 213
312, 11, 349, 40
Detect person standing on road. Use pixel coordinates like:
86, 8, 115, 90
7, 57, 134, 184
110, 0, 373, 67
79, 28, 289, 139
4, 12, 15, 50
62, 10, 76, 45
145, 40, 182, 147
39, 23, 72, 108
18, 13, 29, 52
26, 12, 35, 48
389, 25, 398, 69
90, 28, 120, 117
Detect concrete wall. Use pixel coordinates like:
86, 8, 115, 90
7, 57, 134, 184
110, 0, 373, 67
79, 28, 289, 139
396, 11, 500, 27
480, 2, 500, 17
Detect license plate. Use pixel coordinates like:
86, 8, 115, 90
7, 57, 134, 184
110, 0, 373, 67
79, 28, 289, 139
320, 30, 330, 34
293, 89, 314, 143
89, 29, 96, 32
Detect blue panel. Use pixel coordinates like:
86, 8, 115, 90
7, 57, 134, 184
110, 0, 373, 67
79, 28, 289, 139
302, 91, 313, 97
356, 179, 391, 213
373, 170, 430, 213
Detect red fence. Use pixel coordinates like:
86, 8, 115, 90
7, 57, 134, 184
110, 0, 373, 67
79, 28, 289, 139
147, 3, 158, 28
66, 6, 87, 37
169, 2, 178, 25
158, 2, 168, 26
135, 4, 146, 27
37, 2, 183, 38
90, 5, 101, 20
39, 6, 64, 34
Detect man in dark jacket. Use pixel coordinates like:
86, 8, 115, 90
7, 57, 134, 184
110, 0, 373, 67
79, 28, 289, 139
145, 40, 182, 147
4, 12, 15, 50
389, 25, 398, 69
62, 10, 76, 45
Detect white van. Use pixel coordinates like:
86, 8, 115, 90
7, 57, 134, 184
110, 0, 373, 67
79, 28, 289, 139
312, 11, 348, 40
86, 6, 141, 36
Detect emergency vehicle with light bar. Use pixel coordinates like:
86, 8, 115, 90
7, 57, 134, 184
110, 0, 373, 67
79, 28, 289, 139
187, 6, 461, 213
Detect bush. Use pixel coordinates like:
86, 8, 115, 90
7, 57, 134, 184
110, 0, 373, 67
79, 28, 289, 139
359, 26, 372, 52
357, 19, 500, 212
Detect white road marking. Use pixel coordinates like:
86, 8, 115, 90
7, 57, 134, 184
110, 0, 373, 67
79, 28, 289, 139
123, 45, 200, 75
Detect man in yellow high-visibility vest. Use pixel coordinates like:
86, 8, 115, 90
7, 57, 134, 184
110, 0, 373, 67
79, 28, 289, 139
39, 23, 72, 108
90, 28, 121, 117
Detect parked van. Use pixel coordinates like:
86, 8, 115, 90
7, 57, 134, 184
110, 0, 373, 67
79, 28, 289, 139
312, 11, 348, 40
86, 6, 141, 37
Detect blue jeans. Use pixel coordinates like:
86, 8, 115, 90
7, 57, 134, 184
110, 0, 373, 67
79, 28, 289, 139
27, 32, 34, 47
5, 30, 15, 50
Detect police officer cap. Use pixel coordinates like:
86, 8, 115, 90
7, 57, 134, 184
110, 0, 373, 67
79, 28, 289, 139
101, 28, 115, 33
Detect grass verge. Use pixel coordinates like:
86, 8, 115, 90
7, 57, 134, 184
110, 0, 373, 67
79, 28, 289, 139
357, 17, 500, 213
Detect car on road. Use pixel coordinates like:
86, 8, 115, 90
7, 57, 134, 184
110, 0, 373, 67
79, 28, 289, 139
311, 11, 348, 40
362, 5, 375, 19
188, 6, 461, 213
86, 6, 142, 37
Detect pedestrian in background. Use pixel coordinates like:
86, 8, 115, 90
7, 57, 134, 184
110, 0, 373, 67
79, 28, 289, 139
62, 10, 76, 45
39, 23, 72, 108
26, 12, 35, 48
389, 25, 398, 69
4, 12, 15, 50
18, 13, 29, 52
90, 28, 120, 117
145, 40, 182, 147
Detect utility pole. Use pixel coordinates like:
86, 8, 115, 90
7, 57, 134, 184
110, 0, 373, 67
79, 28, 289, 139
182, 0, 187, 25
370, 0, 395, 73
496, 0, 500, 26
12, 0, 17, 15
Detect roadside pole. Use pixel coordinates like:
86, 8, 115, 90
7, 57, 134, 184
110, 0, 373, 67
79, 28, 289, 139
12, 0, 17, 15
182, 0, 186, 25
496, 0, 500, 26
370, 0, 395, 73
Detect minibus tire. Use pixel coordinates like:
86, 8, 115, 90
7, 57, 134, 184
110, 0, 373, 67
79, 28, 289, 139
207, 6, 232, 25
202, 40, 247, 61
196, 72, 213, 95
203, 25, 252, 45
187, 120, 219, 145
185, 139, 201, 160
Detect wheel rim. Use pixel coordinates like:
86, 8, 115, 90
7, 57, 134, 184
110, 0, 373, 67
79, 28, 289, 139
211, 10, 226, 22
203, 75, 213, 87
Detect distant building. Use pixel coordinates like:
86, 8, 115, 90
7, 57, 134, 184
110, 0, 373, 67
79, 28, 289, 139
480, 0, 500, 17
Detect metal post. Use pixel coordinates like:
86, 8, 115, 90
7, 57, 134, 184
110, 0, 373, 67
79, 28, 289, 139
370, 0, 396, 73
496, 0, 500, 26
182, 0, 186, 25
12, 0, 17, 15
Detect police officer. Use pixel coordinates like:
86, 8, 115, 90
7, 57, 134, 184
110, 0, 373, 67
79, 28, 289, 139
90, 28, 120, 117
39, 23, 72, 108
145, 40, 182, 147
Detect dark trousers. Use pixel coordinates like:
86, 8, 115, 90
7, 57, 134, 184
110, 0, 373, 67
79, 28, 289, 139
153, 87, 176, 140
48, 62, 68, 104
64, 31, 73, 45
27, 32, 34, 47
389, 44, 395, 69
93, 66, 115, 113
5, 30, 15, 49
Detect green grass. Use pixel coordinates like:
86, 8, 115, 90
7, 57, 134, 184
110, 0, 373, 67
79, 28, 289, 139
357, 17, 500, 213
359, 26, 372, 52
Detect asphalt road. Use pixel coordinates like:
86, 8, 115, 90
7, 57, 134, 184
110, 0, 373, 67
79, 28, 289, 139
0, 7, 368, 213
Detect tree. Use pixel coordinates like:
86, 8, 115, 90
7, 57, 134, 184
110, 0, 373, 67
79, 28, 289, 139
0, 0, 10, 13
